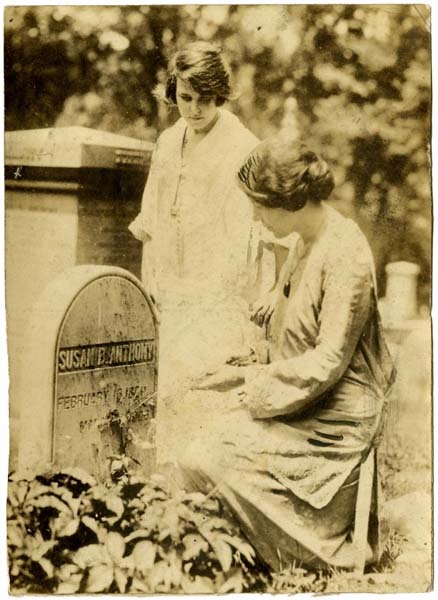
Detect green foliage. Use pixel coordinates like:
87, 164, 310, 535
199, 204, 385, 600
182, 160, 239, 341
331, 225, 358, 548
5, 5, 431, 298
7, 456, 411, 594
7, 460, 263, 594
268, 563, 327, 594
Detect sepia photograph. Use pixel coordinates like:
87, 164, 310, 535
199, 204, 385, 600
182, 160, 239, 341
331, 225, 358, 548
3, 2, 432, 595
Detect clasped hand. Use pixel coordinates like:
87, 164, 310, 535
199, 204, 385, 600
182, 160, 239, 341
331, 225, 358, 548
250, 287, 279, 328
191, 365, 246, 391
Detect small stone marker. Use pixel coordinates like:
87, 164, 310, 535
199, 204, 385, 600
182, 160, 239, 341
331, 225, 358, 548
17, 266, 158, 478
384, 261, 421, 322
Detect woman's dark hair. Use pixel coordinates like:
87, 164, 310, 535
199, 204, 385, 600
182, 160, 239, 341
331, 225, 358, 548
162, 42, 232, 106
237, 135, 335, 211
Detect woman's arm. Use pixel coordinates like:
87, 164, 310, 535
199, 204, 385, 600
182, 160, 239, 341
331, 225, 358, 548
128, 140, 161, 242
128, 141, 161, 302
191, 364, 246, 391
246, 243, 373, 419
250, 242, 291, 328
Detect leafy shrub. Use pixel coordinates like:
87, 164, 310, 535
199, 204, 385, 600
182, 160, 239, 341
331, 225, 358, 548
7, 457, 406, 594
7, 459, 261, 594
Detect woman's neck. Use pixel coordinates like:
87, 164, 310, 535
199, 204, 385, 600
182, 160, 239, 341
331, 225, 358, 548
186, 110, 220, 141
287, 203, 328, 245
182, 111, 220, 162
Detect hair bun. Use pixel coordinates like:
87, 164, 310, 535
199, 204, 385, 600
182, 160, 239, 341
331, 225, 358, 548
238, 136, 335, 211
305, 159, 335, 201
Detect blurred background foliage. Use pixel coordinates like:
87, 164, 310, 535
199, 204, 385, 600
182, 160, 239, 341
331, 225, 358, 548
4, 5, 431, 302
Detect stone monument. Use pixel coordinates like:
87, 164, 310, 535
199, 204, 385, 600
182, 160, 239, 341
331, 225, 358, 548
17, 265, 158, 479
5, 127, 153, 465
384, 261, 421, 323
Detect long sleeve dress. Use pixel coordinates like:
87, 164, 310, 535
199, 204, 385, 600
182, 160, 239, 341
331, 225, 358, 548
129, 109, 260, 396
176, 205, 395, 570
129, 109, 264, 464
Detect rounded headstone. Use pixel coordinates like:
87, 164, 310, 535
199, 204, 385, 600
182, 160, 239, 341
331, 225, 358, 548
17, 266, 158, 478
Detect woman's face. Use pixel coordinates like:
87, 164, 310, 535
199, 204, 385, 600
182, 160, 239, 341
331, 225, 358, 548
251, 201, 298, 238
176, 77, 218, 132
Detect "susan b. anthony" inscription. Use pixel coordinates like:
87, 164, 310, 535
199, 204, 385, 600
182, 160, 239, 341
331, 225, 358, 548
58, 339, 155, 372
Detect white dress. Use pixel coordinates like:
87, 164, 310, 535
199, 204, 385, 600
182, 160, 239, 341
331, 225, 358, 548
129, 109, 261, 459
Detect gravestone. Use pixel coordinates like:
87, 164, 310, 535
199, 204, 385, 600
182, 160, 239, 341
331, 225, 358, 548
5, 127, 154, 467
384, 261, 421, 322
17, 265, 158, 478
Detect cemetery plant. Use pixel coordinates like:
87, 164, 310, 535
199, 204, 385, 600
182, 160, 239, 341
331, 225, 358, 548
8, 456, 406, 594
7, 458, 264, 594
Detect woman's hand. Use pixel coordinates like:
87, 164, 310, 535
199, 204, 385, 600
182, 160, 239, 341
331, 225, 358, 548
191, 365, 245, 391
250, 287, 279, 328
226, 348, 257, 367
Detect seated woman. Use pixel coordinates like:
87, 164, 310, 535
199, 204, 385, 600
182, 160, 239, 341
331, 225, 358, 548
173, 135, 395, 571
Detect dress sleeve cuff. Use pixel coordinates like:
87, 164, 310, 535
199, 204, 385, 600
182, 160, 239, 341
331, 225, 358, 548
128, 214, 152, 243
244, 369, 278, 419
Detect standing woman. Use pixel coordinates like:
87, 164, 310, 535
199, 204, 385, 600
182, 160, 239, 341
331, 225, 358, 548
129, 43, 261, 455
177, 135, 395, 570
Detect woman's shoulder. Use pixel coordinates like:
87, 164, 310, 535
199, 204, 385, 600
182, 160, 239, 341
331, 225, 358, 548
324, 206, 374, 266
155, 118, 186, 148
218, 109, 259, 153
